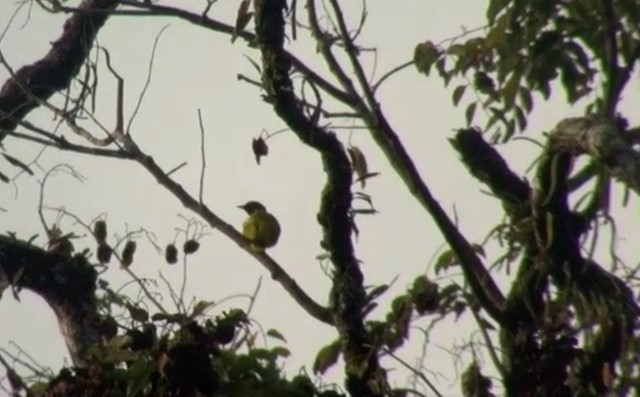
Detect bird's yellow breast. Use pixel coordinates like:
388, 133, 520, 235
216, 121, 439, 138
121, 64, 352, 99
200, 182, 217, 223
242, 210, 281, 251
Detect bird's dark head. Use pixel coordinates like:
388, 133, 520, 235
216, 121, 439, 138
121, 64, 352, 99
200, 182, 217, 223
238, 200, 266, 215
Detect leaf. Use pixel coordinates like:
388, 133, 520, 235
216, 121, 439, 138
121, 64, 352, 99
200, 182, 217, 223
447, 44, 466, 57
354, 172, 380, 187
471, 243, 486, 257
354, 191, 373, 206
502, 72, 520, 110
244, 55, 262, 75
504, 119, 516, 141
514, 105, 527, 132
414, 41, 440, 76
104, 347, 139, 364
315, 252, 329, 261
518, 87, 533, 113
365, 284, 390, 305
474, 71, 495, 94
191, 300, 215, 317
27, 234, 39, 245
252, 137, 269, 164
434, 249, 457, 274
232, 0, 253, 43
312, 340, 341, 375
271, 346, 291, 358
439, 284, 461, 299
127, 305, 149, 323
2, 154, 33, 175
126, 360, 155, 396
267, 328, 287, 343
347, 146, 369, 188
452, 85, 467, 106
362, 302, 378, 317
0, 170, 9, 183
486, 0, 510, 23
352, 208, 378, 215
465, 102, 477, 126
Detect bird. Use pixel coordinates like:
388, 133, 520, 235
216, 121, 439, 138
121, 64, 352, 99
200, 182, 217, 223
238, 201, 281, 252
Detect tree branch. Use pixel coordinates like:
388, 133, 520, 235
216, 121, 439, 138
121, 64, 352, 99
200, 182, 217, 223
253, 1, 383, 396
549, 117, 640, 196
0, 235, 100, 367
0, 0, 120, 139
131, 148, 333, 325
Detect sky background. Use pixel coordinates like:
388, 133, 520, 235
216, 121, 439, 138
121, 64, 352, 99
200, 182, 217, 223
0, 1, 639, 396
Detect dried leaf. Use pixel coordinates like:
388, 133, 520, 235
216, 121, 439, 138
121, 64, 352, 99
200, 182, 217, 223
232, 0, 253, 43
3, 153, 33, 175
347, 145, 369, 188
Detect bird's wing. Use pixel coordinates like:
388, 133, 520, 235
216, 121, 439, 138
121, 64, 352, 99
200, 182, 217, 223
242, 216, 258, 241
266, 213, 281, 244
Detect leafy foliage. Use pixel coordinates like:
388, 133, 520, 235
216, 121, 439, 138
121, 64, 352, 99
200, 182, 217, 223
415, 0, 640, 141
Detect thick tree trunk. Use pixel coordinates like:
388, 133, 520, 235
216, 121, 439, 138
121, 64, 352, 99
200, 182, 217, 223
0, 0, 120, 367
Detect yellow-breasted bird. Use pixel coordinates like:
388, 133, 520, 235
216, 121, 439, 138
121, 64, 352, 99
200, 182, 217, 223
238, 201, 281, 252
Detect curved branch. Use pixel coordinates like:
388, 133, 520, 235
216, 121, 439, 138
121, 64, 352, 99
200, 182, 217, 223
549, 117, 640, 196
132, 149, 333, 326
253, 1, 382, 396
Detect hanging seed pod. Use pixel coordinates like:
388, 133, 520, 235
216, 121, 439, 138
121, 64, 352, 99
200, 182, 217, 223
252, 137, 269, 164
97, 244, 112, 264
93, 220, 107, 243
183, 239, 200, 255
121, 240, 137, 268
165, 243, 178, 264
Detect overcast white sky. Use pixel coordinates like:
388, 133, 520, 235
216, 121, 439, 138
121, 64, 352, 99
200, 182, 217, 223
0, 1, 639, 396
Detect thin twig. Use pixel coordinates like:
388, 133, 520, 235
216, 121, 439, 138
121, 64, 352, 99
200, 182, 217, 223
126, 24, 170, 134
197, 109, 207, 204
0, 352, 31, 397
328, 0, 376, 110
469, 302, 505, 377
382, 347, 444, 397
178, 255, 188, 313
166, 161, 188, 176
246, 276, 263, 316
372, 59, 414, 94
0, 1, 28, 44
158, 271, 182, 313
